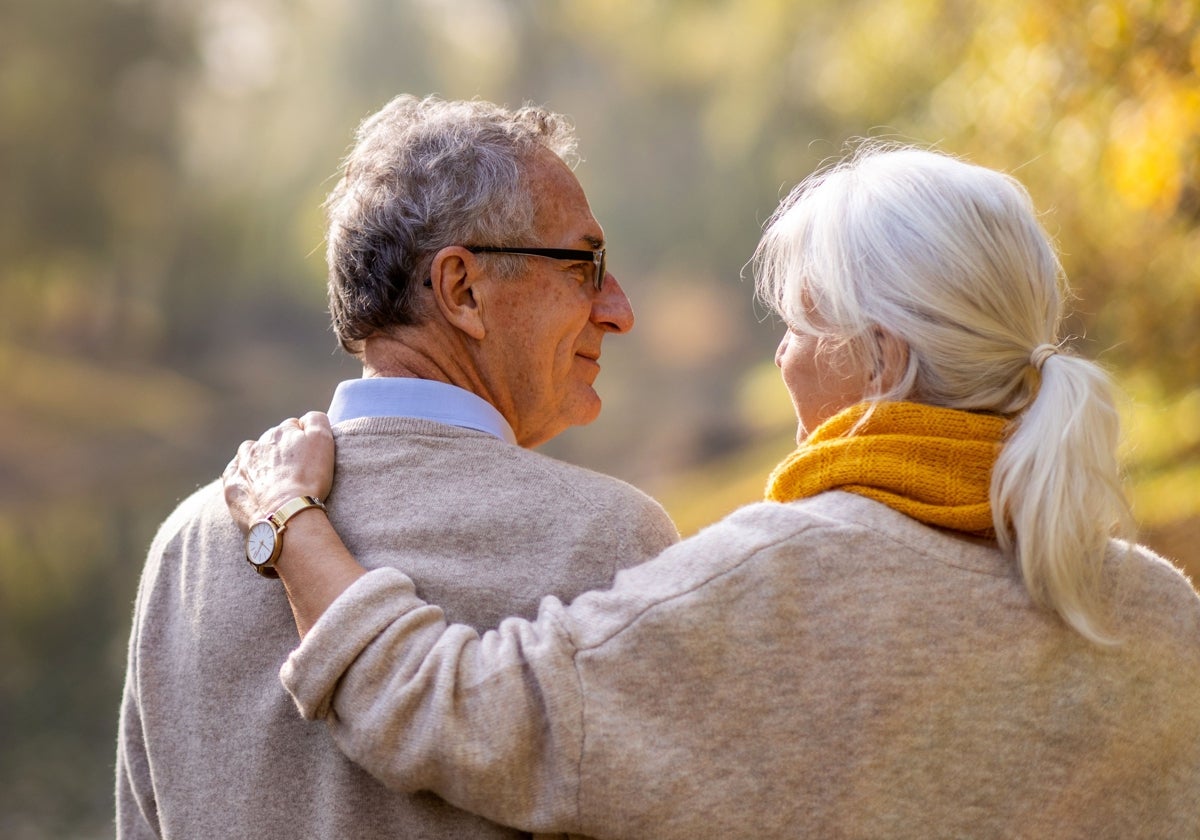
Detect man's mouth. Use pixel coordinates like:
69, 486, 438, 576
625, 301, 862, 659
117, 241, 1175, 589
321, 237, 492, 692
575, 352, 601, 378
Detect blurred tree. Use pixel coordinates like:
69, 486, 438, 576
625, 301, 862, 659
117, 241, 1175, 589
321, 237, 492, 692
0, 2, 203, 833
899, 0, 1200, 389
559, 0, 1200, 391
0, 0, 196, 359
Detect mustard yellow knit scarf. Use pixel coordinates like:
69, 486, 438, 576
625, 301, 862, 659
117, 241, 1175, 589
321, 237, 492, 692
764, 401, 1009, 536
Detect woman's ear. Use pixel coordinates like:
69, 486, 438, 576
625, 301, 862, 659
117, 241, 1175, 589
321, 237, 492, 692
427, 246, 487, 341
870, 327, 910, 394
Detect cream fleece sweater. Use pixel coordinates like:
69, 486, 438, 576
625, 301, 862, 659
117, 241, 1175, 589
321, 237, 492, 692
284, 491, 1200, 840
116, 417, 678, 839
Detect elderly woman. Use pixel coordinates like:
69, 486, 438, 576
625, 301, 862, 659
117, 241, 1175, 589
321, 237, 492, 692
224, 146, 1200, 839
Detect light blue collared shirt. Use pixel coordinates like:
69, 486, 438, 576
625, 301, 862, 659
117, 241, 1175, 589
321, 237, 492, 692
327, 378, 517, 445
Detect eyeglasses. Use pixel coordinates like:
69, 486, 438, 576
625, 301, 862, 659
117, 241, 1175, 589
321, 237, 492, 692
468, 246, 607, 291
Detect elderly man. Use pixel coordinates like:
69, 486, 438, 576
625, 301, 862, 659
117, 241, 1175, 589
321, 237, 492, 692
116, 95, 679, 839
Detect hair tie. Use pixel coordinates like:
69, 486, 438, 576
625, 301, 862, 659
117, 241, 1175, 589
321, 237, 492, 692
1030, 343, 1058, 371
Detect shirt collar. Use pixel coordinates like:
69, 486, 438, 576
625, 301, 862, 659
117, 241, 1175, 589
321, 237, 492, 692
327, 378, 517, 444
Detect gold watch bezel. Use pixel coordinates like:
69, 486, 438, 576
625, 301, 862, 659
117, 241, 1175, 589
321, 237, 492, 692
244, 495, 326, 578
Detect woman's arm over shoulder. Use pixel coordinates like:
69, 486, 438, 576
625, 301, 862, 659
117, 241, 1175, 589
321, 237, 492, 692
278, 498, 838, 834
282, 566, 587, 833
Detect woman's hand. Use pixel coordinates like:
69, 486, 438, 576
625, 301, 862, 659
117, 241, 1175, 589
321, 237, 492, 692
223, 411, 336, 533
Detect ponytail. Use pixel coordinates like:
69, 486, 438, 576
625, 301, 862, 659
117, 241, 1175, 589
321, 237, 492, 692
992, 351, 1135, 644
755, 144, 1137, 645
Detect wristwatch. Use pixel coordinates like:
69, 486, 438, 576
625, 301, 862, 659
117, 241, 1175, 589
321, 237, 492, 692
244, 495, 327, 578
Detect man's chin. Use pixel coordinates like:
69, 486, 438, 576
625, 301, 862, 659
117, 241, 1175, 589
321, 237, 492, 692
519, 393, 601, 448
565, 389, 604, 432
568, 388, 603, 427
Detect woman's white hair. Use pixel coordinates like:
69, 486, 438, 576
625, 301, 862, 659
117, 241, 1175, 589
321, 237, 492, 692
754, 143, 1134, 644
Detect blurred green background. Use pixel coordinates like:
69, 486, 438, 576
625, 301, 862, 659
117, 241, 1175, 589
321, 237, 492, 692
2, 0, 1199, 836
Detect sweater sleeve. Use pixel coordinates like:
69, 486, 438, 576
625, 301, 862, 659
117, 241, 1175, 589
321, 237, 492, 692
281, 568, 588, 834
280, 504, 807, 837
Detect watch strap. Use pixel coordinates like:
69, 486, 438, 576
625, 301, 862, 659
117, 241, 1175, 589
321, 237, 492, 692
248, 495, 326, 578
269, 495, 326, 529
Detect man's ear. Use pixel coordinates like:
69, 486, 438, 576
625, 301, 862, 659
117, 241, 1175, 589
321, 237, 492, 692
427, 246, 487, 341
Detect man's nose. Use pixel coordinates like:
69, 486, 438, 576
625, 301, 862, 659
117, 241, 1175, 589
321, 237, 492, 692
592, 272, 635, 334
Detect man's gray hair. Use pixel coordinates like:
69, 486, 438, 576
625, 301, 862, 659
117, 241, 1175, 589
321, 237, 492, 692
324, 95, 579, 352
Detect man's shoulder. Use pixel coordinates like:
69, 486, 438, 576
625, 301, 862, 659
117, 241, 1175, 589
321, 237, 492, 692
508, 446, 673, 518
510, 445, 637, 486
146, 479, 230, 560
336, 419, 672, 519
330, 420, 680, 562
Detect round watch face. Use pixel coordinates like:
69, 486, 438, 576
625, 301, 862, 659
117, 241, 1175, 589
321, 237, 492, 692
246, 520, 278, 567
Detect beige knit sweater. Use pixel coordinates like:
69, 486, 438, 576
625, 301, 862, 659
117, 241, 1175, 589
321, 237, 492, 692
284, 491, 1200, 839
116, 417, 678, 839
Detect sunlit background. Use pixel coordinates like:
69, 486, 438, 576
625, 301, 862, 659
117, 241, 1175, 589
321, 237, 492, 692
2, 0, 1199, 835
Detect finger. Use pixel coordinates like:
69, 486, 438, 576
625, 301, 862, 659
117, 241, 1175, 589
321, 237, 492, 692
298, 410, 332, 435
222, 471, 241, 508
265, 418, 299, 445
226, 440, 257, 490
237, 438, 256, 466
222, 441, 255, 511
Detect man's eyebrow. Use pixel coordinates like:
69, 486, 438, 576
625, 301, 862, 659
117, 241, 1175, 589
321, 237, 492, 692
580, 234, 604, 249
